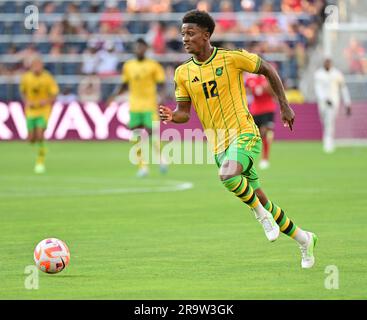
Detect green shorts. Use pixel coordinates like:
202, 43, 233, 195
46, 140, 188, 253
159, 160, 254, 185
214, 133, 262, 190
26, 116, 48, 131
129, 112, 154, 129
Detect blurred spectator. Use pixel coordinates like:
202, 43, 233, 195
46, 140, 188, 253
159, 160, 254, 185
147, 21, 167, 54
49, 21, 65, 46
127, 0, 151, 13
87, 1, 102, 32
65, 3, 86, 35
196, 0, 211, 12
298, 21, 318, 46
57, 86, 78, 104
15, 44, 39, 71
216, 0, 240, 34
32, 22, 48, 41
151, 0, 171, 13
78, 72, 102, 103
49, 43, 64, 56
259, 2, 280, 34
282, 0, 302, 13
96, 41, 120, 76
100, 0, 125, 34
81, 40, 100, 75
302, 0, 325, 15
165, 25, 183, 52
344, 38, 367, 74
1, 44, 21, 75
43, 1, 57, 29
285, 83, 305, 104
240, 0, 258, 32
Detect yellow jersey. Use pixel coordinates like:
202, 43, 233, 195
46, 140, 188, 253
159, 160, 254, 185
19, 70, 59, 118
121, 58, 165, 112
174, 47, 261, 154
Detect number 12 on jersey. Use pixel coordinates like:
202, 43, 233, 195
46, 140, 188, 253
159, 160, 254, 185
202, 81, 218, 99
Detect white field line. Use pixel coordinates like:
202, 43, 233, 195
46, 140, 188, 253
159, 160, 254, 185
0, 176, 194, 197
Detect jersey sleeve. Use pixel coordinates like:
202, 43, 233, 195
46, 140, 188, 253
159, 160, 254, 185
48, 75, 59, 96
154, 62, 166, 84
174, 67, 191, 102
19, 74, 26, 95
231, 49, 261, 73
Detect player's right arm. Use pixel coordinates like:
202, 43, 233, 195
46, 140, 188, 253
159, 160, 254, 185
19, 74, 31, 108
159, 101, 191, 124
107, 62, 129, 105
108, 83, 128, 103
160, 66, 191, 124
19, 74, 26, 100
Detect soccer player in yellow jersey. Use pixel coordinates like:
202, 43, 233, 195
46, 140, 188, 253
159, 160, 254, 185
109, 38, 168, 177
19, 56, 59, 174
159, 10, 318, 268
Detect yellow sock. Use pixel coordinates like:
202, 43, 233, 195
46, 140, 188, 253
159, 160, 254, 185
136, 146, 145, 169
36, 143, 46, 165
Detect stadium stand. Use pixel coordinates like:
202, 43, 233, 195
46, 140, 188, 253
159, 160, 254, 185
0, 0, 327, 102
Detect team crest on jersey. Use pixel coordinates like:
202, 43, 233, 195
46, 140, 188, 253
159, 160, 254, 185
216, 67, 223, 76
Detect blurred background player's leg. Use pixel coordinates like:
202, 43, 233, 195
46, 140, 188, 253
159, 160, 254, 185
151, 115, 168, 174
34, 118, 47, 174
27, 116, 46, 174
254, 113, 274, 170
129, 112, 149, 177
323, 106, 337, 153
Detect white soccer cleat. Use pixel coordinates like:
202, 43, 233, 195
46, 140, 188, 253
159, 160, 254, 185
34, 163, 46, 174
136, 167, 149, 178
259, 212, 280, 242
259, 159, 270, 170
299, 231, 318, 269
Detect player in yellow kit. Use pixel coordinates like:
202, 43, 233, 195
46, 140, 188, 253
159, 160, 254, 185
19, 56, 59, 174
109, 38, 168, 177
159, 10, 317, 268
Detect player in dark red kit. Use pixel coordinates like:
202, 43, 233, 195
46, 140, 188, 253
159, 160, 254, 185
245, 73, 277, 169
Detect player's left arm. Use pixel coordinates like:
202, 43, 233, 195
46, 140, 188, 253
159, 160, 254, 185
339, 72, 352, 116
41, 75, 59, 107
19, 74, 30, 107
257, 59, 295, 131
155, 62, 167, 105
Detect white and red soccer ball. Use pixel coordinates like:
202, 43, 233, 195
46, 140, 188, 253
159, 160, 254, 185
34, 238, 70, 274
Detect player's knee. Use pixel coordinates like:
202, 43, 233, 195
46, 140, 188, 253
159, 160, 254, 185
218, 160, 243, 181
259, 127, 267, 138
35, 129, 45, 141
28, 134, 36, 143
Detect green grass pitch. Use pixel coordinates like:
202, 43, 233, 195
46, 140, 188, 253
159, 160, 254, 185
0, 141, 366, 299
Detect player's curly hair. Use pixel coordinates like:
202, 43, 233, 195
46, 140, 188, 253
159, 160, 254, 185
182, 10, 215, 36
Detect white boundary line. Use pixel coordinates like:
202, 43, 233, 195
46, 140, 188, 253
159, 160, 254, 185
0, 176, 194, 197
335, 139, 367, 147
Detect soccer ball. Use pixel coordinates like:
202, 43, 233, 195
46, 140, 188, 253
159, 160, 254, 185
34, 238, 70, 274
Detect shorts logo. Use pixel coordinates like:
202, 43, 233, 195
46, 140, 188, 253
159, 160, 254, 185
216, 67, 223, 76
